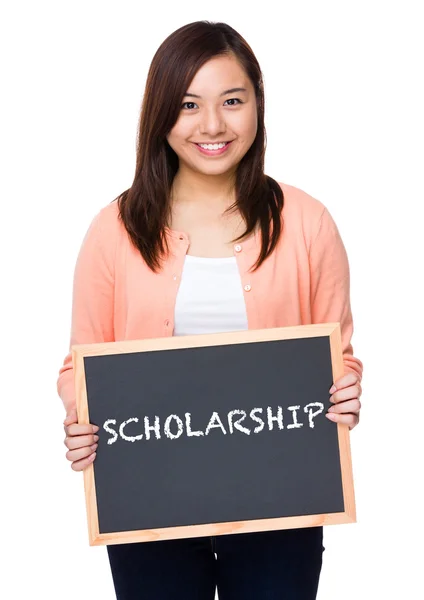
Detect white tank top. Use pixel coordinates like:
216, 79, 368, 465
173, 254, 249, 336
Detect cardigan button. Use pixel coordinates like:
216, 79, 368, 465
244, 284, 251, 292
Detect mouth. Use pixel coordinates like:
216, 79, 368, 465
193, 141, 233, 156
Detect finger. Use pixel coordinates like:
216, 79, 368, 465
329, 372, 359, 394
63, 409, 78, 427
63, 409, 78, 435
325, 412, 359, 429
64, 433, 99, 450
330, 385, 361, 403
328, 399, 361, 414
71, 452, 97, 472
65, 423, 99, 437
66, 444, 98, 463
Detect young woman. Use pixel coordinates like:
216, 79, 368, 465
58, 20, 363, 600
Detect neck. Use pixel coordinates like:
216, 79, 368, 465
171, 166, 236, 208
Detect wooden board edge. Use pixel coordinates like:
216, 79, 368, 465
73, 348, 100, 545
84, 466, 100, 546
337, 424, 357, 521
89, 511, 355, 546
329, 324, 357, 523
71, 323, 340, 357
72, 348, 89, 424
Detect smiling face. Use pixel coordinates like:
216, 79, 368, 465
166, 53, 258, 179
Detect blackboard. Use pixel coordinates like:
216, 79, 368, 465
73, 323, 356, 546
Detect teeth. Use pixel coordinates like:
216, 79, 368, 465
198, 142, 228, 150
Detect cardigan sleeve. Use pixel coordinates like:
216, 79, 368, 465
309, 206, 363, 382
56, 209, 115, 414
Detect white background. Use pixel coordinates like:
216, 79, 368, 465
1, 1, 423, 598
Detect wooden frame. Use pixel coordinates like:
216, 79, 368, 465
72, 322, 355, 546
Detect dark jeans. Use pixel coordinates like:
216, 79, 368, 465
107, 526, 324, 599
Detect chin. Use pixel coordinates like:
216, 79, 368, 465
195, 165, 236, 177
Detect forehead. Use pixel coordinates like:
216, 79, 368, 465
187, 55, 252, 95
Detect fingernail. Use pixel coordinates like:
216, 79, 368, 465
90, 443, 98, 451
89, 452, 96, 461
326, 413, 336, 421
92, 425, 99, 433
94, 435, 99, 442
329, 385, 336, 394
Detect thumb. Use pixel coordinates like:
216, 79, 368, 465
63, 408, 78, 426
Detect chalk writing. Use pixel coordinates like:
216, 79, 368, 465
102, 403, 325, 445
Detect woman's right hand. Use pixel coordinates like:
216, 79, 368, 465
63, 408, 99, 471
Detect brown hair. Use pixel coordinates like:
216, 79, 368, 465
116, 20, 284, 272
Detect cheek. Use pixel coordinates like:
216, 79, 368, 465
168, 124, 194, 154
233, 110, 258, 143
167, 121, 185, 145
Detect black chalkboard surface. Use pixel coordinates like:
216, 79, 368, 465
73, 323, 356, 546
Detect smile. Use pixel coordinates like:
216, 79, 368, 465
193, 141, 233, 156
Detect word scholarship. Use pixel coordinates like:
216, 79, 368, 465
103, 403, 325, 446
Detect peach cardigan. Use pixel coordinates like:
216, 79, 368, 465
57, 182, 363, 413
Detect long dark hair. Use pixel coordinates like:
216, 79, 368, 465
116, 20, 284, 272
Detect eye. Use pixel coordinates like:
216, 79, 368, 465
181, 101, 198, 110
224, 98, 243, 106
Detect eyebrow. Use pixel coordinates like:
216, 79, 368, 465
183, 87, 247, 99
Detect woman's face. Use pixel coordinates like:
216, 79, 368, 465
166, 54, 258, 178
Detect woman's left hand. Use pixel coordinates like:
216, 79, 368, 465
326, 372, 362, 430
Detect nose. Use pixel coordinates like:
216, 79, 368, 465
199, 105, 226, 137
